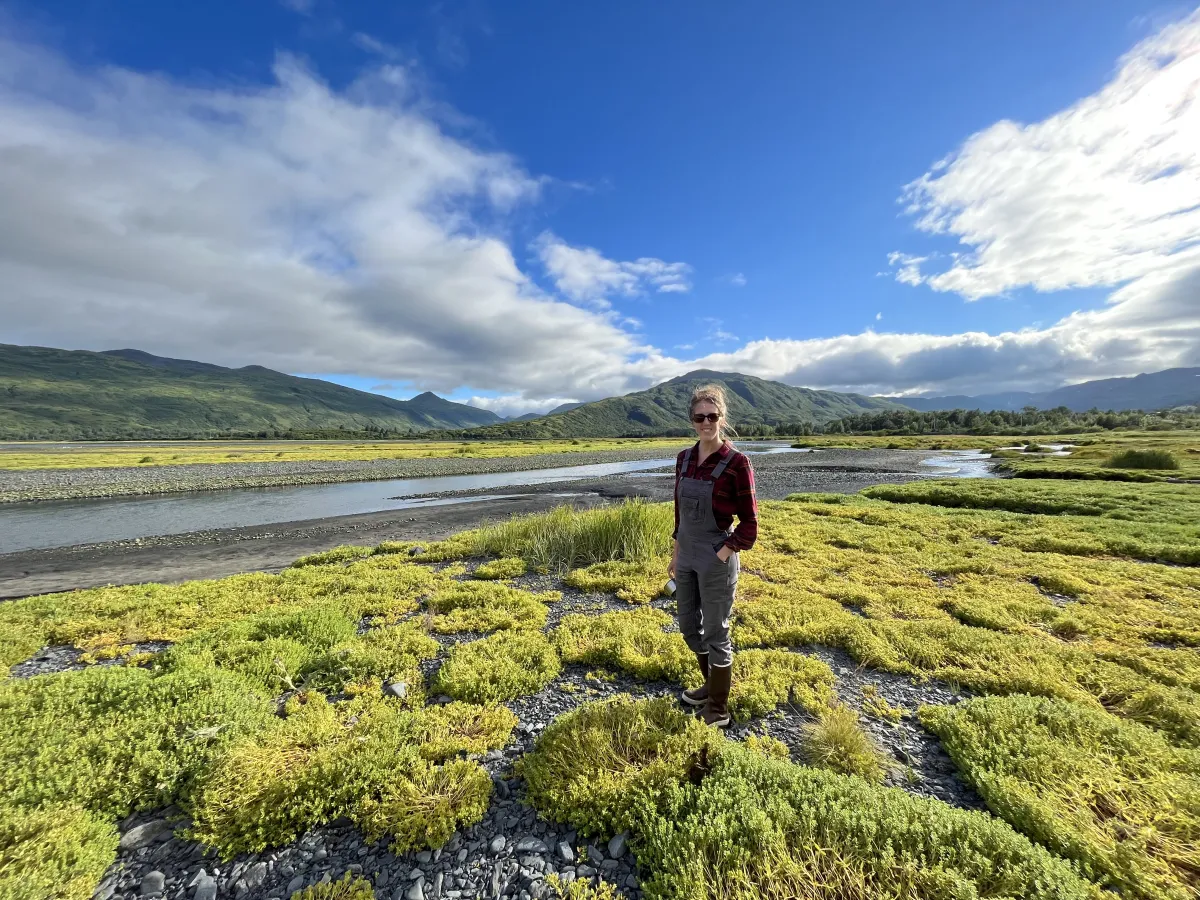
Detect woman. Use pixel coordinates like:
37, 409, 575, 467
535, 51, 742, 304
667, 384, 758, 727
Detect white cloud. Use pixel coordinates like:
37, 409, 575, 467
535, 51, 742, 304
886, 252, 928, 287
702, 318, 739, 344
875, 312, 882, 321
894, 10, 1200, 302
724, 272, 747, 287
467, 395, 580, 418
534, 232, 692, 305
279, 0, 314, 14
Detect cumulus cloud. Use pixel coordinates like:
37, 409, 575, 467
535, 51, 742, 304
723, 272, 747, 287
533, 232, 692, 306
3, 10, 1199, 411
894, 10, 1200, 302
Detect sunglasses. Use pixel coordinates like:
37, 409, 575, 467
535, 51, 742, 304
691, 413, 721, 423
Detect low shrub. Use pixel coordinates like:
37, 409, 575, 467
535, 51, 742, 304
523, 698, 1094, 900
563, 558, 668, 604
728, 650, 835, 722
554, 609, 701, 686
417, 702, 518, 761
0, 805, 118, 900
433, 631, 561, 703
290, 545, 375, 568
290, 873, 375, 900
1104, 448, 1180, 470
921, 693, 1200, 899
0, 666, 271, 820
298, 622, 440, 695
799, 703, 889, 782
520, 696, 711, 837
188, 690, 505, 856
425, 582, 555, 634
544, 874, 622, 899
471, 557, 527, 580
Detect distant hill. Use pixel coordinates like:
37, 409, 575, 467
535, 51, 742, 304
438, 370, 904, 438
891, 368, 1200, 413
0, 344, 502, 440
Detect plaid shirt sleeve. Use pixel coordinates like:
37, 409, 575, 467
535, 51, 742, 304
671, 450, 684, 540
722, 453, 758, 551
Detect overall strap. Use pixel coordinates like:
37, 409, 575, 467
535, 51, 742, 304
710, 448, 739, 481
680, 445, 694, 476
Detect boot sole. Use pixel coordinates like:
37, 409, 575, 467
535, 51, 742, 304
680, 691, 707, 708
704, 715, 731, 728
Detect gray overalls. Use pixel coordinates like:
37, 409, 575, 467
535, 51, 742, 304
674, 445, 741, 668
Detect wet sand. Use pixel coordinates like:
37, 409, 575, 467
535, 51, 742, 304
0, 448, 985, 598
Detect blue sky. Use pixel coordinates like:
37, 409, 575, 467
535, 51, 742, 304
1, 1, 1198, 414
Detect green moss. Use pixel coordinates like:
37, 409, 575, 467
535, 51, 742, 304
921, 694, 1200, 900
355, 757, 493, 853
728, 650, 835, 722
290, 545, 375, 568
0, 805, 118, 900
433, 631, 561, 703
563, 558, 668, 604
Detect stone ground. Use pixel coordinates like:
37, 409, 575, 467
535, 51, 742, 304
12, 554, 984, 900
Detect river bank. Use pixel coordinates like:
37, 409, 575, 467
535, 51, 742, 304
0, 449, 992, 597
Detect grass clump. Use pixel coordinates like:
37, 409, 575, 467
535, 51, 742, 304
0, 805, 118, 900
425, 582, 556, 634
861, 684, 905, 723
921, 694, 1200, 900
433, 631, 561, 703
799, 703, 889, 782
467, 500, 673, 573
1105, 448, 1180, 470
554, 608, 700, 687
290, 872, 375, 900
523, 697, 1094, 900
471, 557, 527, 580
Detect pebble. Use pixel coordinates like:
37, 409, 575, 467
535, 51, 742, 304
192, 877, 216, 900
556, 842, 574, 864
121, 820, 173, 851
140, 871, 166, 897
488, 836, 506, 854
405, 880, 425, 900
607, 833, 627, 860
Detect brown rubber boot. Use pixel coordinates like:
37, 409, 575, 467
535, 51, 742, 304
681, 653, 709, 707
702, 664, 732, 727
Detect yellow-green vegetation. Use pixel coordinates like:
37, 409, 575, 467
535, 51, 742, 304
0, 805, 118, 900
563, 558, 666, 604
724, 649, 835, 722
291, 545, 375, 567
188, 689, 510, 856
290, 872, 375, 900
799, 703, 889, 781
424, 581, 558, 633
471, 557, 527, 580
0, 555, 449, 671
465, 500, 673, 573
433, 631, 561, 703
0, 437, 687, 470
1000, 432, 1200, 481
523, 697, 1093, 900
554, 608, 700, 687
921, 694, 1200, 900
860, 684, 905, 723
544, 873, 623, 899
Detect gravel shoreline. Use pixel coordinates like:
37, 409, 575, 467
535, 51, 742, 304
13, 558, 983, 900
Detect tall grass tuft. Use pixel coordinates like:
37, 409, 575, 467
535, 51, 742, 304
468, 500, 673, 572
1104, 448, 1180, 470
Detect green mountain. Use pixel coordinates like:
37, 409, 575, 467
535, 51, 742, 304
438, 369, 904, 439
0, 344, 501, 440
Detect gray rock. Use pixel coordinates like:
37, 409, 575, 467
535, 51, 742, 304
140, 872, 166, 897
515, 837, 548, 855
430, 872, 444, 900
586, 844, 605, 863
575, 865, 596, 879
385, 681, 409, 699
186, 870, 208, 890
556, 841, 574, 864
244, 862, 269, 890
376, 870, 389, 888
435, 695, 453, 705
91, 877, 117, 900
121, 820, 173, 851
287, 875, 305, 895
625, 874, 639, 889
489, 835, 506, 855
607, 832, 627, 860
405, 880, 425, 900
192, 877, 217, 900
409, 545, 426, 556
416, 850, 433, 864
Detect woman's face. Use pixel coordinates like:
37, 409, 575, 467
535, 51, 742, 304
691, 400, 721, 442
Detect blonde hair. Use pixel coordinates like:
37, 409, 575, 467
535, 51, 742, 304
689, 383, 737, 441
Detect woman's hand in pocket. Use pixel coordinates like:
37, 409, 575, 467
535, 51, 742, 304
715, 545, 733, 564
